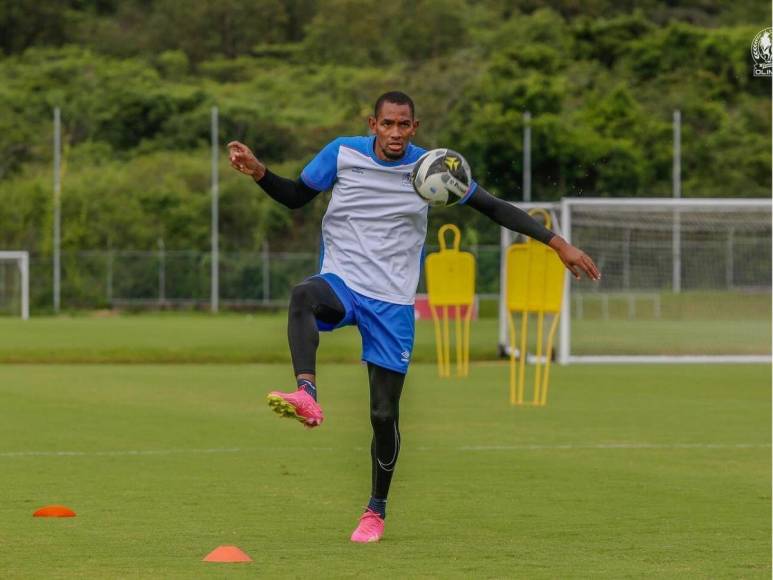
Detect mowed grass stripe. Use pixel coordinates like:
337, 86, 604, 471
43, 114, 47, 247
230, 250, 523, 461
1, 442, 769, 458
0, 312, 769, 363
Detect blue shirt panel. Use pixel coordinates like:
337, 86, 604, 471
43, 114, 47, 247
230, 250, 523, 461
300, 136, 428, 192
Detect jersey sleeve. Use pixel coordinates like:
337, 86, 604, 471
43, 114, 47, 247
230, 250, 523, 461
300, 139, 341, 192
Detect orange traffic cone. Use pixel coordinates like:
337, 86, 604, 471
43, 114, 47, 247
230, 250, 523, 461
203, 545, 252, 563
33, 505, 76, 518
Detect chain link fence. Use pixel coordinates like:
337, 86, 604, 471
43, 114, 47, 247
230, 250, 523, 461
19, 246, 502, 312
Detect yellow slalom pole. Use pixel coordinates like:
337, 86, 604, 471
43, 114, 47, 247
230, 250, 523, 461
455, 304, 463, 377
442, 305, 451, 377
463, 304, 472, 377
430, 305, 444, 378
518, 311, 528, 405
507, 310, 517, 405
533, 310, 545, 405
541, 313, 561, 406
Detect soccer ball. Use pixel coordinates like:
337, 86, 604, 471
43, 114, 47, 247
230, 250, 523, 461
411, 148, 472, 207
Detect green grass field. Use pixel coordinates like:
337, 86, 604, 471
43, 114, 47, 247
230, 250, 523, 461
0, 311, 769, 363
0, 358, 770, 578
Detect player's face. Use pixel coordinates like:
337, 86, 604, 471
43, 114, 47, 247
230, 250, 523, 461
369, 102, 419, 161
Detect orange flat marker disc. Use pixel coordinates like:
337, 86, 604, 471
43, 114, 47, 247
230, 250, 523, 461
33, 505, 76, 518
203, 545, 252, 563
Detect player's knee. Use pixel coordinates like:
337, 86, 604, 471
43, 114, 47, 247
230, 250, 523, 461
289, 282, 314, 310
370, 403, 397, 427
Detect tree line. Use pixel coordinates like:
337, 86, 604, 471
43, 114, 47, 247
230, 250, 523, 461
0, 1, 769, 255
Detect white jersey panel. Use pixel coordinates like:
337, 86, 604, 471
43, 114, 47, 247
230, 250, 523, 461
318, 142, 428, 304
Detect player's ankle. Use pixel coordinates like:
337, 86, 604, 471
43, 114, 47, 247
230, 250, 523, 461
367, 496, 387, 519
297, 378, 317, 401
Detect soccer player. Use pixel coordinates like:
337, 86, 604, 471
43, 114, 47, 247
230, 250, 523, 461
228, 91, 600, 543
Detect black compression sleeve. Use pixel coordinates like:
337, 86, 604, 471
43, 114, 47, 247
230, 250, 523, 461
287, 277, 345, 376
465, 186, 556, 245
255, 169, 321, 209
368, 363, 405, 502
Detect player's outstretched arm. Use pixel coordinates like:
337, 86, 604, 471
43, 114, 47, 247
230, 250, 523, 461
465, 186, 601, 281
227, 141, 320, 209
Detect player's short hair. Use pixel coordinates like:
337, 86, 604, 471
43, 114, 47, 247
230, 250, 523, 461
374, 91, 415, 119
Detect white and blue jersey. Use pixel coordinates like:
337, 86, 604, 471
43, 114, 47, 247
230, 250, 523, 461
303, 136, 421, 304
300, 135, 477, 373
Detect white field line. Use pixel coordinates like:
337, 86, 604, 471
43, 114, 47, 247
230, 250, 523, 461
455, 443, 771, 451
0, 442, 768, 458
0, 447, 246, 458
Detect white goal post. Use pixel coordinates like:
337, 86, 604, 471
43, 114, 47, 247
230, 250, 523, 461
499, 198, 772, 364
0, 251, 30, 320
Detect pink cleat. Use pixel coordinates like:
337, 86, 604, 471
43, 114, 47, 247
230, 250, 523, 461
266, 389, 324, 428
350, 509, 385, 543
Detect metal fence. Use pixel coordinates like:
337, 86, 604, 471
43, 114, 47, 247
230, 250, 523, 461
21, 245, 503, 312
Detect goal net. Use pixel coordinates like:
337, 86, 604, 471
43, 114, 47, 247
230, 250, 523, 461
0, 251, 30, 319
499, 199, 771, 363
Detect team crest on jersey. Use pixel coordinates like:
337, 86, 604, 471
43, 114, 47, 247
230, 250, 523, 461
401, 172, 413, 188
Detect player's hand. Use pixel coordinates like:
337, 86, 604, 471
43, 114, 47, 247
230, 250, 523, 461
227, 141, 266, 180
549, 236, 601, 281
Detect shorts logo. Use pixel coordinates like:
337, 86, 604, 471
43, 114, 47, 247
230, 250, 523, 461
444, 156, 460, 171
400, 350, 411, 362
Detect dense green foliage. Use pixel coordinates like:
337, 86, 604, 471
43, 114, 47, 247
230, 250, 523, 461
0, 0, 769, 255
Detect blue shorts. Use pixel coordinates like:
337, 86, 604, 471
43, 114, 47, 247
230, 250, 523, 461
313, 273, 415, 374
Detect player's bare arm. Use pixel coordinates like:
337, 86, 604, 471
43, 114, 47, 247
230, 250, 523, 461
465, 186, 600, 281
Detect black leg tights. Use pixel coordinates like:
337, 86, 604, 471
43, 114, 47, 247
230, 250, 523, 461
288, 279, 406, 502
287, 278, 345, 376
368, 363, 406, 500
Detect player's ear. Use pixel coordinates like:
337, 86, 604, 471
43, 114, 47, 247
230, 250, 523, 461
368, 115, 377, 134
